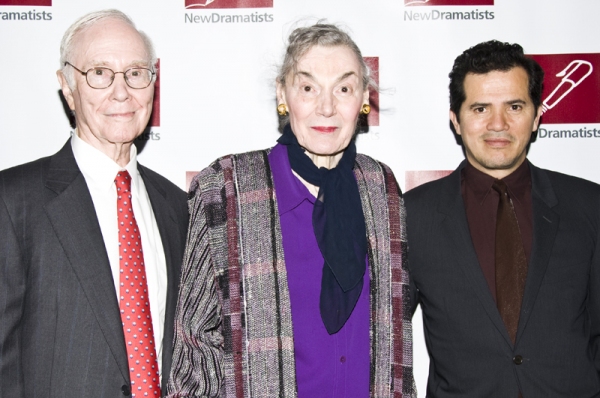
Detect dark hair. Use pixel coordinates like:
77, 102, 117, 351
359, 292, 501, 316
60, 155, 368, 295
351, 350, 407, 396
449, 40, 544, 122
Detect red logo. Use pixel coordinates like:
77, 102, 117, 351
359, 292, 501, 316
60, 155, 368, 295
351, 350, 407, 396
405, 0, 492, 5
185, 0, 272, 9
528, 53, 600, 124
405, 170, 452, 191
0, 0, 51, 4
150, 59, 160, 127
365, 57, 379, 127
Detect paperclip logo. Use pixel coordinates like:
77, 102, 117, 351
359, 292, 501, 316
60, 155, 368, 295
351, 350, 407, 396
185, 0, 272, 9
529, 53, 600, 124
405, 0, 493, 6
542, 60, 592, 114
365, 57, 379, 127
405, 170, 452, 191
0, 0, 51, 4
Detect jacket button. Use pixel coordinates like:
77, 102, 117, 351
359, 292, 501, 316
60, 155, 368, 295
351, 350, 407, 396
121, 385, 131, 396
513, 355, 523, 365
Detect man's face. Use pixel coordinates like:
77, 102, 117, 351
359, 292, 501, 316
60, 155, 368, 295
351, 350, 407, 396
450, 67, 542, 179
57, 18, 154, 157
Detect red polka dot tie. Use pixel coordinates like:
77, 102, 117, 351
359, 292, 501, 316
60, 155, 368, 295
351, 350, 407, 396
115, 171, 161, 397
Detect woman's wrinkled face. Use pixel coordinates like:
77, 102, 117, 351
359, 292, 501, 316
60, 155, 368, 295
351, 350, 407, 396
277, 45, 368, 162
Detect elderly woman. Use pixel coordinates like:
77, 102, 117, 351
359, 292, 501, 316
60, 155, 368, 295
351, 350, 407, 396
168, 23, 415, 398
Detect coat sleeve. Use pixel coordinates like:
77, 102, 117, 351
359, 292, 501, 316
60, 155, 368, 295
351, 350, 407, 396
403, 192, 421, 316
166, 175, 224, 398
0, 191, 26, 398
590, 196, 600, 374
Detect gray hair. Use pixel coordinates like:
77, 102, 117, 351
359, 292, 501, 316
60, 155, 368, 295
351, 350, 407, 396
277, 22, 374, 91
59, 9, 157, 89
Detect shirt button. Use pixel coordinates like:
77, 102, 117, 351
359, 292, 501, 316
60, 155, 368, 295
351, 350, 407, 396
340, 356, 346, 363
121, 384, 131, 396
513, 355, 523, 365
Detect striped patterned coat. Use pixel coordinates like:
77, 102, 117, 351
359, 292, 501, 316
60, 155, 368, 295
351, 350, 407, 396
167, 148, 415, 398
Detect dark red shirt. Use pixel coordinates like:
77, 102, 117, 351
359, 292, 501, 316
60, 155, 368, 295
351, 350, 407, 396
461, 160, 533, 302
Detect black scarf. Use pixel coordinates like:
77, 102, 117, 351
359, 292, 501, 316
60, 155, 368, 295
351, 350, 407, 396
278, 124, 367, 334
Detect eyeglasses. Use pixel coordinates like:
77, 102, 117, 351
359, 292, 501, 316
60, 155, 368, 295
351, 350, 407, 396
64, 62, 155, 89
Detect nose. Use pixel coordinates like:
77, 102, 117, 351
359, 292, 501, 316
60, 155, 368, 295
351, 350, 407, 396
487, 109, 509, 132
316, 90, 335, 117
110, 72, 131, 101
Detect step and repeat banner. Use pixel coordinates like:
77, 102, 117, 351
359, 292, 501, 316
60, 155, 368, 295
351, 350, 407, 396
1, 0, 598, 394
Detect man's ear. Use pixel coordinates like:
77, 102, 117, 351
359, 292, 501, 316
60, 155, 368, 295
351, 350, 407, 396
532, 104, 543, 132
449, 110, 461, 135
57, 70, 76, 111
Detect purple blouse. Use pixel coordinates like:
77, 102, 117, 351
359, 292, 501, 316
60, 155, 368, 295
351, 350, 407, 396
268, 143, 370, 398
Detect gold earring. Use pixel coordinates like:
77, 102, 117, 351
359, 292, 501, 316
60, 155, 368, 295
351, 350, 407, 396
360, 104, 371, 115
277, 103, 288, 116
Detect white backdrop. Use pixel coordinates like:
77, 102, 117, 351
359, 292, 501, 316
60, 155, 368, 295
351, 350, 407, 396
2, 0, 599, 394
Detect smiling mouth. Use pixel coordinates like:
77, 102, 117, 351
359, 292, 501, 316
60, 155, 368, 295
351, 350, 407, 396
107, 112, 136, 118
311, 126, 337, 133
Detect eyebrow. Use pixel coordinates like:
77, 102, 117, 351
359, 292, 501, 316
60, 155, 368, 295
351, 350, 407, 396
87, 59, 151, 69
296, 70, 358, 84
468, 99, 527, 109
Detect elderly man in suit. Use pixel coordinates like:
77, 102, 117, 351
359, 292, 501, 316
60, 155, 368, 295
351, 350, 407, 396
0, 9, 188, 398
405, 40, 600, 397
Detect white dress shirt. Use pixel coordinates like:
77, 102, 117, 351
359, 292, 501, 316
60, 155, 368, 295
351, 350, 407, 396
71, 132, 167, 376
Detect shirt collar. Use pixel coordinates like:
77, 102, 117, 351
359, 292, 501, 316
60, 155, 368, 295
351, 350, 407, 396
462, 159, 531, 205
71, 131, 140, 192
269, 143, 315, 215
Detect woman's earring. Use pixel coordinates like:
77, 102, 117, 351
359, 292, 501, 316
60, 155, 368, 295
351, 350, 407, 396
277, 103, 288, 116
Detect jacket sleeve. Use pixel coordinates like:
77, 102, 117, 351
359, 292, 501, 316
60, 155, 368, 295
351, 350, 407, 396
590, 196, 600, 374
0, 192, 26, 398
166, 175, 224, 398
403, 192, 421, 316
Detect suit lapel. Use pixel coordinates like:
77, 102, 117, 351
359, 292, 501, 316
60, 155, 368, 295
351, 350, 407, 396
515, 164, 559, 344
438, 164, 515, 347
43, 141, 130, 381
138, 166, 181, 386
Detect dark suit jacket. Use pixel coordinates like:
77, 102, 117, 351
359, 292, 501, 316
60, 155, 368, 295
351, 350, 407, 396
0, 140, 188, 398
405, 160, 600, 397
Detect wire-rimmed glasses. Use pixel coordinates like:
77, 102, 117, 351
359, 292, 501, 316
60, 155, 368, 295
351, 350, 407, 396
64, 62, 155, 89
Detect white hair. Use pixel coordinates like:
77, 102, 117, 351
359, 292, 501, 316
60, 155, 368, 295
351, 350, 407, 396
277, 21, 374, 91
59, 9, 157, 88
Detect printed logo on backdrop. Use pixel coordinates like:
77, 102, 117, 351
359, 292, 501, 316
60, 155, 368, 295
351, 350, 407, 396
0, 0, 50, 5
404, 0, 494, 21
528, 53, 600, 140
186, 172, 198, 191
405, 170, 452, 191
137, 59, 161, 141
186, 0, 271, 9
185, 0, 274, 24
0, 0, 52, 20
405, 0, 492, 5
151, 59, 161, 128
365, 57, 379, 127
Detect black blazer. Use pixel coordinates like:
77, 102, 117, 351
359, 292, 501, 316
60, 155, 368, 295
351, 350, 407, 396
405, 160, 600, 397
0, 140, 188, 398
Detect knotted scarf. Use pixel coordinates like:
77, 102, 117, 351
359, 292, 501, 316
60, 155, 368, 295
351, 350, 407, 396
277, 124, 367, 334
